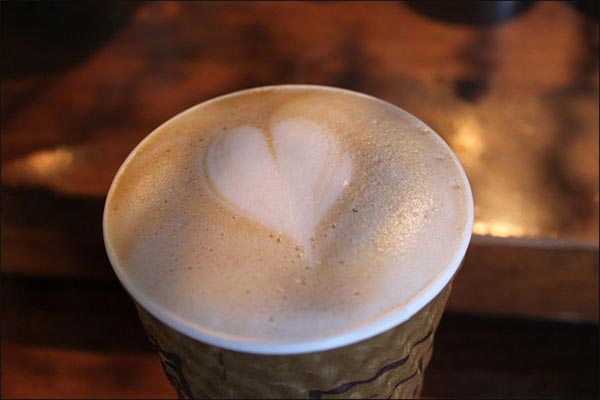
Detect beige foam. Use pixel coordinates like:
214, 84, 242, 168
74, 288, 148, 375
104, 86, 472, 347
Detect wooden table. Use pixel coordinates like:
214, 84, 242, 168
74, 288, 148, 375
2, 2, 598, 398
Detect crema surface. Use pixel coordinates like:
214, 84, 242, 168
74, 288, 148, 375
104, 86, 471, 346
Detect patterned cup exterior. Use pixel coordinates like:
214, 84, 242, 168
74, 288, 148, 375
135, 283, 452, 399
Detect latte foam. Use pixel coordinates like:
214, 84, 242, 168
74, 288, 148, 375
104, 85, 473, 354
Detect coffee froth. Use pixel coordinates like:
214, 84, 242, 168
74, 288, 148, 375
104, 85, 472, 351
206, 117, 352, 264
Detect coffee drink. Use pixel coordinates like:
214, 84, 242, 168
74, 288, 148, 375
104, 85, 472, 354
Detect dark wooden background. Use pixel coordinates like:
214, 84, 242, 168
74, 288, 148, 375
1, 1, 598, 398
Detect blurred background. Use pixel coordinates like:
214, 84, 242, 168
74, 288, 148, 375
1, 1, 598, 398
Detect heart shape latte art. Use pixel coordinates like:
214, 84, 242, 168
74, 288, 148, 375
206, 118, 352, 264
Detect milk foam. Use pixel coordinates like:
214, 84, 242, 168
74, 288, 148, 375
104, 86, 472, 352
207, 118, 351, 264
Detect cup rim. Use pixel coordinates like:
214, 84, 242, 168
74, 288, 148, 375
103, 84, 474, 355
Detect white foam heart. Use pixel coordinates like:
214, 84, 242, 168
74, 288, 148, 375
206, 118, 352, 264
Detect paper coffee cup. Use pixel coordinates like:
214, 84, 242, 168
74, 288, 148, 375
103, 85, 473, 399
135, 283, 453, 399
